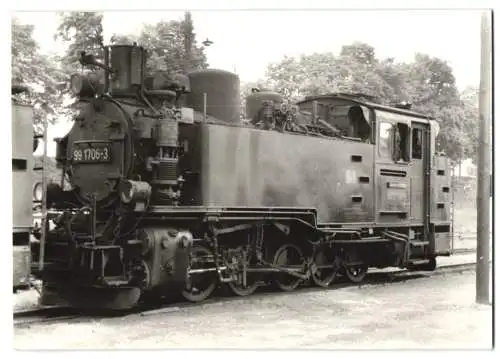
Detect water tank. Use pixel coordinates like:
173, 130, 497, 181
187, 69, 240, 123
245, 90, 283, 119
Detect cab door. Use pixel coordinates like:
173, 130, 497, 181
409, 122, 428, 223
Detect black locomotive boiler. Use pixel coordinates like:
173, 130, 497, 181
30, 44, 453, 309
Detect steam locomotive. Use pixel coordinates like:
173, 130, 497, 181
30, 44, 452, 309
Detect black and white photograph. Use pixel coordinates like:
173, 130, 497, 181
6, 1, 494, 352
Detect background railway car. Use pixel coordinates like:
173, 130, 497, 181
29, 44, 452, 309
12, 85, 37, 292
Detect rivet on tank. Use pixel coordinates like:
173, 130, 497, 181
187, 69, 241, 123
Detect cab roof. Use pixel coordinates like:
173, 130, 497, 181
296, 93, 435, 121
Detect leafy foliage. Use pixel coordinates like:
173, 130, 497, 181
110, 12, 208, 77
33, 156, 61, 185
55, 12, 105, 73
11, 18, 67, 130
264, 42, 478, 163
404, 54, 477, 164
55, 11, 208, 81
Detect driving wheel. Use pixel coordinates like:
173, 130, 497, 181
226, 246, 260, 297
311, 248, 340, 288
273, 243, 306, 292
182, 245, 218, 302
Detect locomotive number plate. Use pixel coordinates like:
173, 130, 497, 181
72, 142, 112, 163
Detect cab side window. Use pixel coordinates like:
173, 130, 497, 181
378, 122, 392, 158
379, 121, 410, 162
412, 128, 423, 159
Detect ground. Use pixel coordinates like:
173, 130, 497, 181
14, 262, 492, 350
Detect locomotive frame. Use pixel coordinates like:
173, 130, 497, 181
30, 44, 452, 309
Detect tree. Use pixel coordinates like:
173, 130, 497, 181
55, 12, 105, 73
459, 86, 480, 164
11, 18, 67, 130
128, 12, 208, 77
265, 43, 397, 103
263, 42, 478, 164
403, 54, 476, 164
265, 55, 307, 101
403, 53, 459, 108
375, 58, 411, 103
340, 42, 376, 65
56, 11, 208, 80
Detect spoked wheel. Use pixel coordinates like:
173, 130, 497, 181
182, 245, 218, 302
226, 246, 260, 297
273, 243, 306, 292
311, 248, 341, 288
344, 264, 368, 283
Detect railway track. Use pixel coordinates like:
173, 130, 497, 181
13, 307, 86, 327
13, 260, 480, 327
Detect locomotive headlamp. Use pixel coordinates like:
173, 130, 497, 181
33, 182, 43, 202
119, 180, 152, 212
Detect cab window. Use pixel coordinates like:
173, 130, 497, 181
412, 128, 423, 159
378, 122, 392, 158
379, 122, 410, 162
393, 123, 410, 162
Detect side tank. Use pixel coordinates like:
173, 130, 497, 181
245, 90, 283, 119
187, 69, 240, 123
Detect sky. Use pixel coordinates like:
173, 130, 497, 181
12, 9, 483, 156
14, 9, 482, 88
